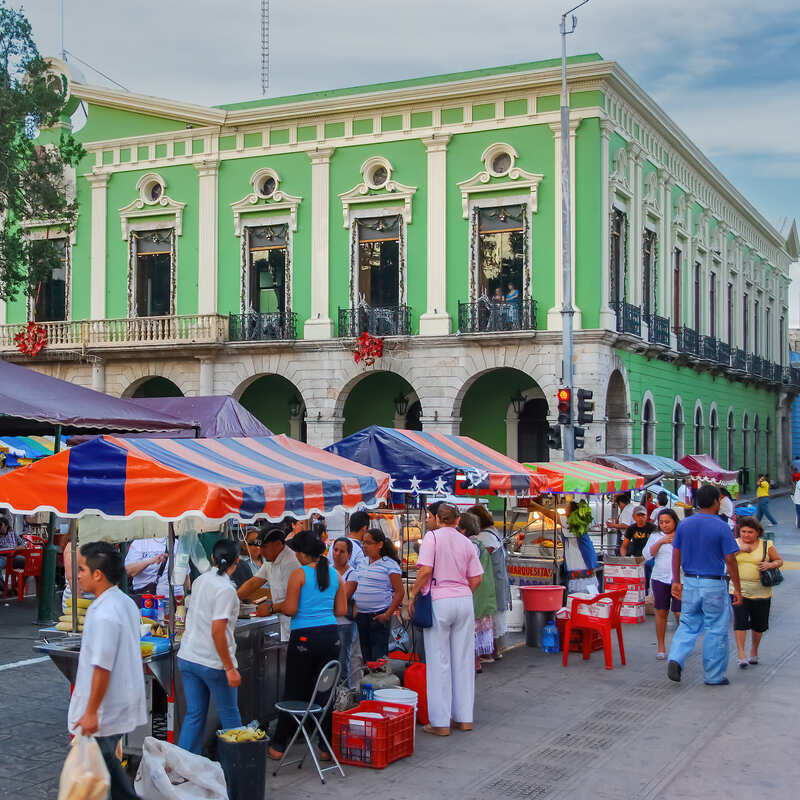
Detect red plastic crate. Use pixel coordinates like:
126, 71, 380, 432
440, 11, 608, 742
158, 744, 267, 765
556, 617, 604, 653
332, 700, 414, 769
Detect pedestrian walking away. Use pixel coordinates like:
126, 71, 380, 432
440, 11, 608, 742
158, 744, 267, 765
68, 542, 146, 800
729, 517, 783, 668
642, 509, 681, 660
176, 539, 243, 755
793, 478, 800, 529
667, 485, 742, 686
754, 474, 777, 526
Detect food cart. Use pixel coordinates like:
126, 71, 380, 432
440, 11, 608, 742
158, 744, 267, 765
0, 433, 390, 755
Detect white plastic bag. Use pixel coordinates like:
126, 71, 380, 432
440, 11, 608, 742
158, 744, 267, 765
134, 737, 227, 800
58, 734, 110, 800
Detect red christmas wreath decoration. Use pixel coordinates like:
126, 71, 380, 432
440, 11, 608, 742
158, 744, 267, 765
14, 321, 48, 357
353, 332, 383, 366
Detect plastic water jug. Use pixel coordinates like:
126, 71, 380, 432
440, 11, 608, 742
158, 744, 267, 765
542, 620, 560, 653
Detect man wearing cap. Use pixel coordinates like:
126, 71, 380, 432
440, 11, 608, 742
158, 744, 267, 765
621, 505, 657, 592
237, 527, 300, 642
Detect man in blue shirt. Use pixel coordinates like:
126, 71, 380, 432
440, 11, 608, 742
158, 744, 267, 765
667, 484, 742, 685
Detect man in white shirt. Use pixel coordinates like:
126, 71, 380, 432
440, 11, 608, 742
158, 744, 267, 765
346, 510, 370, 572
69, 542, 146, 800
237, 527, 299, 642
677, 479, 693, 506
607, 493, 635, 554
124, 536, 184, 601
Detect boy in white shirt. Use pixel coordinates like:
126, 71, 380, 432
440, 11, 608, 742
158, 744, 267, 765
69, 542, 146, 800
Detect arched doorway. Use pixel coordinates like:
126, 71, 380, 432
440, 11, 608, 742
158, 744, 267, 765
642, 399, 654, 455
709, 408, 719, 462
128, 376, 183, 398
342, 372, 418, 437
459, 368, 542, 458
694, 405, 704, 454
673, 402, 684, 460
238, 374, 306, 440
606, 370, 629, 452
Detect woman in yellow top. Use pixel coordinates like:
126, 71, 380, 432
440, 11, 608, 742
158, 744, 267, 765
730, 517, 782, 668
754, 474, 777, 526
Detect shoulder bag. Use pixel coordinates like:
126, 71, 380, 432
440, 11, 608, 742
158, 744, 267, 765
411, 533, 436, 628
759, 539, 783, 587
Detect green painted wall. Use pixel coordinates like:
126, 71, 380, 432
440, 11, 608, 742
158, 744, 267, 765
574, 118, 602, 328
77, 105, 187, 142
445, 124, 556, 327
341, 372, 412, 436
329, 140, 427, 334
239, 374, 300, 434
460, 368, 536, 454
618, 350, 777, 477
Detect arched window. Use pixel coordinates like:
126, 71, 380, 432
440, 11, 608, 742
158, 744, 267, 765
742, 413, 750, 469
673, 403, 684, 460
754, 415, 761, 474
727, 411, 735, 469
694, 405, 704, 454
709, 408, 719, 462
642, 399, 655, 455
766, 417, 772, 476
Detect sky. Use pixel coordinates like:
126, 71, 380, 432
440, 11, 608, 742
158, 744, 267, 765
16, 0, 800, 236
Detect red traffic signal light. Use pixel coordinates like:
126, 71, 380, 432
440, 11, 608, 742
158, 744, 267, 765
557, 387, 571, 425
557, 388, 571, 404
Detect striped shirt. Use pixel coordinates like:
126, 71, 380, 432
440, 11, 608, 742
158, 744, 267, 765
353, 557, 401, 613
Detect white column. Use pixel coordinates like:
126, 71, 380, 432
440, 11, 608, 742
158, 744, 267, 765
684, 194, 695, 333
91, 361, 105, 393
289, 415, 303, 441
663, 176, 675, 346
305, 147, 336, 340
598, 120, 615, 330
719, 223, 729, 343
657, 170, 669, 318
547, 119, 582, 331
420, 134, 451, 336
0, 299, 6, 325
87, 172, 109, 320
196, 160, 219, 315
505, 413, 519, 460
198, 357, 215, 395
736, 238, 745, 350
628, 142, 643, 307
305, 416, 344, 448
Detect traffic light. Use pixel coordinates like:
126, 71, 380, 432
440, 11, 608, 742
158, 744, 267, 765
547, 424, 562, 450
573, 426, 586, 450
577, 388, 594, 425
557, 388, 571, 426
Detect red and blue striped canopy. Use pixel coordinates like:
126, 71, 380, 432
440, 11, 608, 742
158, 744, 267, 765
0, 435, 390, 522
327, 426, 549, 495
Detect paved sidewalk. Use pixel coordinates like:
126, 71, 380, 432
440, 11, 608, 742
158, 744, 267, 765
2, 497, 799, 799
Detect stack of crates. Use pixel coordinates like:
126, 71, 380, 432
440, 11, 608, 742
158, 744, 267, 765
604, 557, 646, 624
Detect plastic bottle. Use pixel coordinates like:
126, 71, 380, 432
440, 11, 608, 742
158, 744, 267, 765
542, 619, 560, 653
361, 683, 373, 701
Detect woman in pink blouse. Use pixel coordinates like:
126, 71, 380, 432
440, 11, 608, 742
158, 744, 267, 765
409, 503, 483, 736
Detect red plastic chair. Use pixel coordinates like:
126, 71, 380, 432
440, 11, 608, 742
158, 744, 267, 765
562, 588, 626, 670
5, 546, 43, 602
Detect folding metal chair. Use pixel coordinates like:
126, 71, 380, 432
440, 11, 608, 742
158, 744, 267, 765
272, 659, 346, 784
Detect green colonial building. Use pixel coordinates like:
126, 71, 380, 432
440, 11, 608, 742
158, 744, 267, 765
10, 53, 798, 484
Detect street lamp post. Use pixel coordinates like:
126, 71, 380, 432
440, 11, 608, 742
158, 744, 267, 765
559, 0, 589, 462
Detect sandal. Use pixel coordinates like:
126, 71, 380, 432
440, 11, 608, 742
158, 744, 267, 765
737, 659, 748, 669
655, 652, 667, 661
748, 657, 759, 665
268, 747, 284, 761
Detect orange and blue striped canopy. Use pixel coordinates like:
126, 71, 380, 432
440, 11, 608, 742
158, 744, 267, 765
524, 460, 644, 494
0, 435, 390, 522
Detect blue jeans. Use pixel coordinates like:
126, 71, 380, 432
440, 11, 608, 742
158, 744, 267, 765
96, 735, 138, 800
338, 621, 357, 685
755, 497, 777, 525
795, 504, 800, 529
667, 576, 731, 684
177, 657, 242, 754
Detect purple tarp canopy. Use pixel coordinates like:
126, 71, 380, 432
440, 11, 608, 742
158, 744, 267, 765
0, 359, 193, 436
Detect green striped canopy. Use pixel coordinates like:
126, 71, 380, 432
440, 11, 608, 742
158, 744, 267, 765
523, 460, 644, 494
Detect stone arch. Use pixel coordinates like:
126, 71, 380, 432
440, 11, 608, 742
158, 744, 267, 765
235, 373, 308, 440
693, 399, 704, 454
641, 390, 656, 455
605, 368, 630, 452
123, 375, 184, 399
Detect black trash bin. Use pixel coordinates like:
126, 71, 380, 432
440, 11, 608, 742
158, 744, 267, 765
217, 734, 269, 800
524, 610, 547, 648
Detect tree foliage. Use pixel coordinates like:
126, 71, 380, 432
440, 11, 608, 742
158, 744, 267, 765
0, 1, 84, 301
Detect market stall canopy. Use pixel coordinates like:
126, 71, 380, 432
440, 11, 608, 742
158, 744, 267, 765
68, 396, 271, 443
678, 453, 738, 484
523, 460, 644, 494
326, 425, 549, 495
0, 434, 67, 467
0, 359, 194, 435
0, 434, 390, 522
626, 453, 690, 480
585, 454, 665, 484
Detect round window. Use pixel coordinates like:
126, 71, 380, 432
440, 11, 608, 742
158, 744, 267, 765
370, 166, 388, 188
491, 152, 512, 176
260, 176, 277, 198
149, 182, 163, 202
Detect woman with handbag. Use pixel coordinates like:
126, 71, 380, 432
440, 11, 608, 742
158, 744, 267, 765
730, 517, 783, 668
408, 503, 483, 736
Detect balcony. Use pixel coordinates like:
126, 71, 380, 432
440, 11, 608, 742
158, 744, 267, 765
766, 362, 782, 384
790, 366, 800, 388
716, 341, 731, 367
228, 311, 297, 342
611, 301, 641, 337
646, 314, 670, 346
747, 354, 764, 378
700, 335, 718, 361
337, 303, 411, 337
0, 314, 228, 353
676, 326, 700, 356
457, 297, 537, 334
730, 347, 747, 371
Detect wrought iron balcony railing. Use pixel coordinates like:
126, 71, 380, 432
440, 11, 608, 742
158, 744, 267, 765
730, 347, 747, 371
700, 335, 718, 361
716, 341, 731, 367
676, 326, 700, 356
337, 303, 411, 337
228, 311, 297, 342
791, 365, 800, 388
747, 354, 763, 378
646, 314, 670, 346
611, 301, 641, 337
457, 297, 537, 334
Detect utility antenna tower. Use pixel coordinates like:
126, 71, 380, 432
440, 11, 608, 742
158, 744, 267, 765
260, 0, 270, 95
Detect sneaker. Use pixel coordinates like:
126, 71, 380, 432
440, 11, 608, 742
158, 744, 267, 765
704, 678, 730, 685
748, 657, 759, 665
667, 660, 682, 682
738, 659, 748, 670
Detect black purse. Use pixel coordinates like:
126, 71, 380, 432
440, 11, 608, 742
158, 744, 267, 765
759, 540, 783, 587
411, 533, 436, 628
